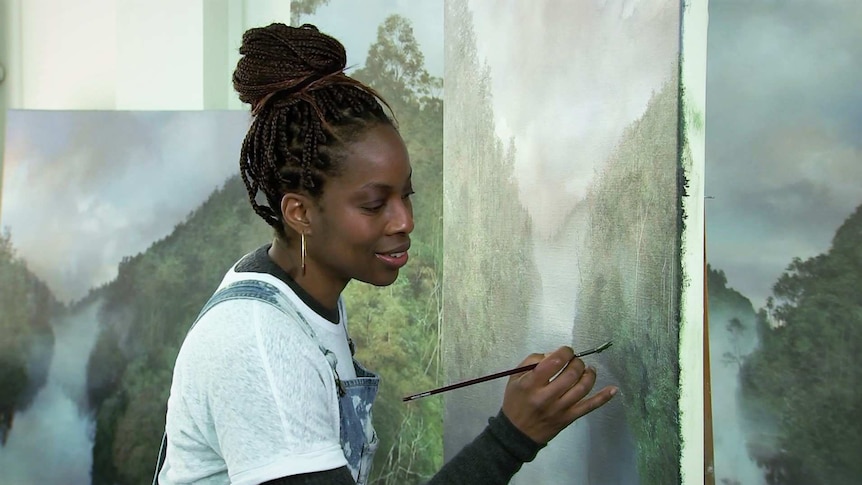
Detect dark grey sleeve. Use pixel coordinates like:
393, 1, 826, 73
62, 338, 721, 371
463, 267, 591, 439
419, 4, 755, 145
261, 466, 355, 485
424, 410, 544, 485
263, 411, 542, 485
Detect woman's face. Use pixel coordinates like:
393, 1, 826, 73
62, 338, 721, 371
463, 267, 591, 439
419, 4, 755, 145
306, 123, 414, 288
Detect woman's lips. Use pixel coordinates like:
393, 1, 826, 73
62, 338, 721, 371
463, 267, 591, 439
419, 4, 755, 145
375, 251, 409, 268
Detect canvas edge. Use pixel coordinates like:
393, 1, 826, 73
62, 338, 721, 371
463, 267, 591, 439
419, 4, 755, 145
679, 0, 708, 483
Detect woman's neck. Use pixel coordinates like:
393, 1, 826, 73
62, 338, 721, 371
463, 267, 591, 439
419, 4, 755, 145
267, 237, 345, 311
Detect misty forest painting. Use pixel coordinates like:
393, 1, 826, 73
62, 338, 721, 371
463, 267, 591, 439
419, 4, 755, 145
705, 2, 862, 484
0, 6, 444, 485
442, 1, 687, 484
0, 110, 250, 483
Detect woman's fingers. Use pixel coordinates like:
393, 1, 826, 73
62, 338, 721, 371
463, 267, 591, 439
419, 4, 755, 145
556, 366, 597, 406
520, 346, 576, 388
544, 358, 587, 399
502, 347, 618, 444
564, 384, 618, 422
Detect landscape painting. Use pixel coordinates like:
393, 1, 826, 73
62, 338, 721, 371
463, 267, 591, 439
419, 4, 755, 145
705, 1, 862, 484
442, 1, 693, 484
0, 109, 250, 483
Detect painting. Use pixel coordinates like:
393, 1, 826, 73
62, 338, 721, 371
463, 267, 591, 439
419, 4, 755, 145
442, 0, 703, 484
705, 1, 862, 484
0, 110, 250, 483
0, 2, 445, 484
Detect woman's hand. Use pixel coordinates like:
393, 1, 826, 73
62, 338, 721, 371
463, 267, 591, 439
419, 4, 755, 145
501, 346, 618, 445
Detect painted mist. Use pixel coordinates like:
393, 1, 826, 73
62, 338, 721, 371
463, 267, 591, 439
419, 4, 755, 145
0, 111, 246, 483
442, 1, 684, 484
706, 1, 862, 484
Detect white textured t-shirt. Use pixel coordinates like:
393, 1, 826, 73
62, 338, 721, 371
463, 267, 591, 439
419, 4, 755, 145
158, 267, 356, 485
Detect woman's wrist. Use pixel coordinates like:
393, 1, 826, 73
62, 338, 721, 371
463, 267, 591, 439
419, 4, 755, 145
489, 409, 545, 463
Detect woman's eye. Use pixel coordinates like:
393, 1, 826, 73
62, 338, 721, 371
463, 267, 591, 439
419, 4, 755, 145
362, 202, 385, 213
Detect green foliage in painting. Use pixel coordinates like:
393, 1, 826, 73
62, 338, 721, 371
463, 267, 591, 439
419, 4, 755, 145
575, 77, 682, 485
351, 15, 444, 484
88, 176, 269, 485
0, 229, 56, 444
739, 203, 862, 485
356, 16, 442, 117
441, 0, 537, 378
706, 266, 758, 371
706, 264, 764, 485
86, 14, 443, 485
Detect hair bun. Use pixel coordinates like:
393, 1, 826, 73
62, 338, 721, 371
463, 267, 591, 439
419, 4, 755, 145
233, 23, 347, 109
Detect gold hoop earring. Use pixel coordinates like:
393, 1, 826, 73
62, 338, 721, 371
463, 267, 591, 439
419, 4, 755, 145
300, 233, 307, 276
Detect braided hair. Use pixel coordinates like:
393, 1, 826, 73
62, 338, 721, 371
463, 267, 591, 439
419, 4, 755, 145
233, 23, 394, 238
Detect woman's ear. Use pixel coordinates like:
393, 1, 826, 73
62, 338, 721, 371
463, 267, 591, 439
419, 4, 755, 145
280, 193, 312, 235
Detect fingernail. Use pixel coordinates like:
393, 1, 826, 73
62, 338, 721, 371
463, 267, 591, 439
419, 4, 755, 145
610, 387, 619, 397
587, 366, 597, 373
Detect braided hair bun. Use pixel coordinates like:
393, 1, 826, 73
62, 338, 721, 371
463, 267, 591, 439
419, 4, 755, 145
233, 24, 347, 113
233, 23, 393, 237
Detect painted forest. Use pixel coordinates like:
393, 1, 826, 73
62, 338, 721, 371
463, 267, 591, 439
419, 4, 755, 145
709, 203, 862, 485
575, 75, 682, 484
0, 230, 57, 444
0, 14, 444, 485
441, 0, 682, 483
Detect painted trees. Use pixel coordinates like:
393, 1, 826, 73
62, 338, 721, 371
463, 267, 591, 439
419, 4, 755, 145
351, 15, 445, 483
741, 204, 862, 484
0, 230, 56, 445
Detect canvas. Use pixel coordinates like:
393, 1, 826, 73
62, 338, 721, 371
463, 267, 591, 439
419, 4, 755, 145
0, 3, 445, 484
442, 0, 704, 484
0, 110, 250, 483
705, 2, 862, 484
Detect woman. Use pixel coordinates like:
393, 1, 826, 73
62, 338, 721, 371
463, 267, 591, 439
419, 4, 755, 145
156, 23, 617, 485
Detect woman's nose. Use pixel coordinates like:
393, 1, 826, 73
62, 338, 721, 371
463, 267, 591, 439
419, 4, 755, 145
388, 199, 414, 235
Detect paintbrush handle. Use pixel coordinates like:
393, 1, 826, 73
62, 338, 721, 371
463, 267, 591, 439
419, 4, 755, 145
402, 363, 539, 402
401, 341, 613, 402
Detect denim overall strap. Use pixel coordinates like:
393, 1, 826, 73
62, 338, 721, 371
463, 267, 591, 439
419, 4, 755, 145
338, 361, 380, 485
153, 279, 343, 484
191, 280, 339, 370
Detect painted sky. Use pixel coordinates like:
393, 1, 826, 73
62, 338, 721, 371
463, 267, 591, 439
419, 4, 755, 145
0, 111, 248, 302
302, 0, 443, 78
705, 0, 862, 309
467, 0, 679, 240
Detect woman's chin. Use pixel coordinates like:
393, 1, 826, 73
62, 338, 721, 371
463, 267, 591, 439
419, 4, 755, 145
361, 270, 401, 287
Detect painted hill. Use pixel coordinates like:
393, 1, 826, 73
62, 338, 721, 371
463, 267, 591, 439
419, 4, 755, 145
0, 232, 57, 444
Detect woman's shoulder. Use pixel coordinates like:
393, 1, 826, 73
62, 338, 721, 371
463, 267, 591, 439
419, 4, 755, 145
171, 298, 337, 412
185, 295, 320, 355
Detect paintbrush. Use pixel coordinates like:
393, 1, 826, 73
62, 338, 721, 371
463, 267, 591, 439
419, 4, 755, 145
402, 340, 613, 402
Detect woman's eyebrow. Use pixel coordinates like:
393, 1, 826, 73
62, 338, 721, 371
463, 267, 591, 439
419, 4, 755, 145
358, 182, 394, 194
359, 173, 412, 192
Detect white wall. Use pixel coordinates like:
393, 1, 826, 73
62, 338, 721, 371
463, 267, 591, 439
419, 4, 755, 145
115, 0, 205, 110
0, 0, 291, 111
10, 0, 118, 109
